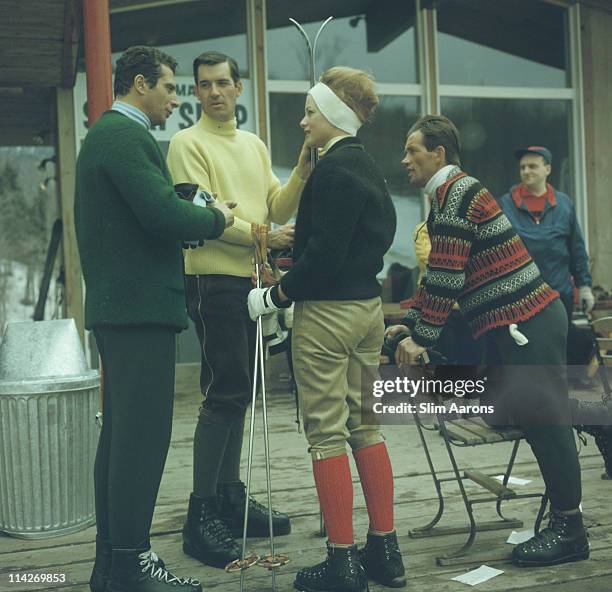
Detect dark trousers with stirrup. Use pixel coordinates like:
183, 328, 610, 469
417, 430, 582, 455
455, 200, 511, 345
185, 275, 256, 496
186, 275, 255, 423
94, 326, 176, 548
484, 299, 582, 511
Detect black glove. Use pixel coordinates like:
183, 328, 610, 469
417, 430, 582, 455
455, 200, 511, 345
174, 183, 198, 201
270, 248, 294, 271
182, 240, 205, 249
174, 183, 216, 249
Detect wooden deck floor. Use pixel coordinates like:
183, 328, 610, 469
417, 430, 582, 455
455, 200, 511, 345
1, 363, 611, 592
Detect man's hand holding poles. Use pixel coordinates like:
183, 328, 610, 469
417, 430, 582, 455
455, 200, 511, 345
385, 324, 427, 365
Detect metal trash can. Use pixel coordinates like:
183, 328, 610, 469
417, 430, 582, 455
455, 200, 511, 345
0, 319, 100, 538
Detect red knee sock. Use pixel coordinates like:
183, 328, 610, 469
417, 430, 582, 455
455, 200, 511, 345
353, 442, 394, 533
312, 454, 354, 545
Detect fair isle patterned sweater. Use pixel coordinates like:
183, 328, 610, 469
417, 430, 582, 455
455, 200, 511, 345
403, 166, 558, 349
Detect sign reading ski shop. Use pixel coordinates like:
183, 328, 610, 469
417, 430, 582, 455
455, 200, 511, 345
74, 73, 255, 142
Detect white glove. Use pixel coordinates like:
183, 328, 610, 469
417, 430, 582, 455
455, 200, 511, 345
579, 285, 595, 314
247, 287, 279, 321
261, 312, 281, 338
509, 324, 529, 346
283, 304, 294, 329
261, 312, 289, 354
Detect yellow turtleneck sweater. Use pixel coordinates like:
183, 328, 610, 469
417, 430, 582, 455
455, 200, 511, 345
167, 113, 305, 277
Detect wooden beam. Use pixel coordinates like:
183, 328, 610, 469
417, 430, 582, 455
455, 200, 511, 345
56, 88, 84, 343
0, 41, 64, 87
61, 0, 83, 88
0, 0, 65, 40
581, 5, 612, 291
248, 0, 268, 145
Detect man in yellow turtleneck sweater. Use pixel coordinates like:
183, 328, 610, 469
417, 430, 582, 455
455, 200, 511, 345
167, 51, 310, 569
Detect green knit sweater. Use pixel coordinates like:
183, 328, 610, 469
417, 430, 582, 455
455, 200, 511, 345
74, 111, 226, 330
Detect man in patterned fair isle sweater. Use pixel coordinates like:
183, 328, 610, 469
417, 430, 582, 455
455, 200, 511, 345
75, 46, 235, 592
387, 115, 590, 568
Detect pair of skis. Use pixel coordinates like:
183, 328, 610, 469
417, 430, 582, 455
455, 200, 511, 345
230, 18, 334, 592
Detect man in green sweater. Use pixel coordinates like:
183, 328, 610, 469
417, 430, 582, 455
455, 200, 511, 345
74, 46, 235, 592
167, 51, 310, 568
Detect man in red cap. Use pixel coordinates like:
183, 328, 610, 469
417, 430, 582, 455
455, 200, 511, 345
499, 146, 594, 318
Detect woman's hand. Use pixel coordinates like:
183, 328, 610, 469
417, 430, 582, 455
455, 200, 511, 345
296, 140, 313, 181
252, 261, 277, 287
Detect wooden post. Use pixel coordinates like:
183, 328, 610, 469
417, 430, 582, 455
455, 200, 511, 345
247, 0, 269, 145
580, 4, 612, 291
56, 87, 84, 342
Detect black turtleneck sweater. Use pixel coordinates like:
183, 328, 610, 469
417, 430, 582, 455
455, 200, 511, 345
280, 137, 396, 301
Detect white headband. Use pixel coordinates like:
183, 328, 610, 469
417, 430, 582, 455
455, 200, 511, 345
308, 82, 363, 136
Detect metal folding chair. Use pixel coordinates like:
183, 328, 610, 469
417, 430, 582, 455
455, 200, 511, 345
410, 408, 548, 566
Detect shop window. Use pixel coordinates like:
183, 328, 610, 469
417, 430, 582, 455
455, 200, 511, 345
440, 97, 573, 199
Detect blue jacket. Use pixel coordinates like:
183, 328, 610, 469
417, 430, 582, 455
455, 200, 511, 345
498, 185, 591, 299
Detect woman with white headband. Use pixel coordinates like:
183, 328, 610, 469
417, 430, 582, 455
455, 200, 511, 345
248, 67, 404, 592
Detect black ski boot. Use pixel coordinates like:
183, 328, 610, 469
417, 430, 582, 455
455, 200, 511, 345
90, 536, 111, 592
107, 547, 202, 591
359, 531, 406, 588
182, 493, 241, 568
294, 543, 369, 592
512, 509, 590, 567
217, 480, 291, 538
